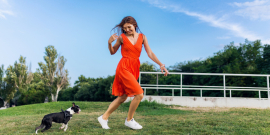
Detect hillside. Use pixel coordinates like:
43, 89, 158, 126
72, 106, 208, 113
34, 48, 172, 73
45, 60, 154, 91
1, 101, 270, 134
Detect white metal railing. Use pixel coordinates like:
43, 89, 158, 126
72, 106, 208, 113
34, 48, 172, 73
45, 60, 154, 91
139, 72, 270, 99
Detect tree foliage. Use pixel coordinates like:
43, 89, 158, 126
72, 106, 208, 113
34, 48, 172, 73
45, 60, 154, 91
3, 56, 34, 105
58, 75, 115, 101
38, 45, 69, 102
170, 40, 269, 97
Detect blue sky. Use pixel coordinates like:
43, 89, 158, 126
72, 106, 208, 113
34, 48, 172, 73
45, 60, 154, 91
1, 0, 270, 86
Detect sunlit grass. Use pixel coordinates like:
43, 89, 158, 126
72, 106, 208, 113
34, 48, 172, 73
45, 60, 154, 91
1, 101, 270, 134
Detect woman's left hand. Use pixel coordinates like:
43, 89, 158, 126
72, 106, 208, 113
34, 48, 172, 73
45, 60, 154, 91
160, 65, 169, 76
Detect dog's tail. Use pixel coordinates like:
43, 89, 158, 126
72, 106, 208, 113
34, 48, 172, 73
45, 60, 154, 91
35, 123, 45, 134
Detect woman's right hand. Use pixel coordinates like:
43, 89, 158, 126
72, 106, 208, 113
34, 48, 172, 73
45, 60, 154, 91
108, 33, 118, 44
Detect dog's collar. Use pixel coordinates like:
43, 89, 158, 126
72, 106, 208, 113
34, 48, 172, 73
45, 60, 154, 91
61, 109, 73, 119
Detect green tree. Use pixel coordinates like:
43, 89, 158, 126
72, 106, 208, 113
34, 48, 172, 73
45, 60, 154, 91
0, 65, 12, 107
17, 72, 49, 105
139, 62, 159, 95
255, 44, 270, 97
59, 75, 115, 102
59, 75, 91, 101
0, 65, 3, 107
171, 40, 265, 97
38, 45, 69, 102
54, 56, 69, 101
139, 62, 157, 84
4, 56, 33, 104
38, 45, 58, 102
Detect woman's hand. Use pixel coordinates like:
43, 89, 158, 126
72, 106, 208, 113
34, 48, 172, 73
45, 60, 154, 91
108, 33, 122, 55
108, 33, 118, 44
160, 64, 169, 76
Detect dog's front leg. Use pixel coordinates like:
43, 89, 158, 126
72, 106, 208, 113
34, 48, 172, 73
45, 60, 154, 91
64, 123, 68, 132
59, 123, 65, 129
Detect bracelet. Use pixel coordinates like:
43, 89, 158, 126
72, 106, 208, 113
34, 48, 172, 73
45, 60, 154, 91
160, 64, 165, 68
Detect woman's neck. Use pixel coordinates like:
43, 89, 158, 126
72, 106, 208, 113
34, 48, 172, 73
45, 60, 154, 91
125, 32, 138, 37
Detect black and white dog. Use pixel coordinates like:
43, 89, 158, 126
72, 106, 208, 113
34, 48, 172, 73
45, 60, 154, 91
35, 102, 81, 134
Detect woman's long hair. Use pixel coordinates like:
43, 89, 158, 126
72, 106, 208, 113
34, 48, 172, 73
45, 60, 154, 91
111, 16, 142, 35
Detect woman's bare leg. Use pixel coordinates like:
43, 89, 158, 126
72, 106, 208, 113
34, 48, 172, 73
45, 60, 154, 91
127, 94, 144, 121
102, 94, 128, 120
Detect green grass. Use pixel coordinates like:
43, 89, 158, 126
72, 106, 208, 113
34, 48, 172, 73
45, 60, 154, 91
1, 100, 270, 134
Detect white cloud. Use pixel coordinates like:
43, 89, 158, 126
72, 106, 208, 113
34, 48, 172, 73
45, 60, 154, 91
262, 39, 270, 44
0, 10, 13, 19
230, 0, 268, 7
0, 0, 9, 7
142, 0, 270, 45
0, 0, 13, 19
230, 0, 270, 20
1, 0, 7, 4
143, 0, 260, 40
235, 5, 270, 20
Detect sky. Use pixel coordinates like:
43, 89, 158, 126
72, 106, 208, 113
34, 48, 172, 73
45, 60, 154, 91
1, 0, 270, 86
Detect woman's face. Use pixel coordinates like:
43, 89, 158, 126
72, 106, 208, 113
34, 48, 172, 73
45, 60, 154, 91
123, 23, 136, 34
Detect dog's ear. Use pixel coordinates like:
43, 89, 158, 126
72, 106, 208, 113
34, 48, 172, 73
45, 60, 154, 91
72, 102, 75, 107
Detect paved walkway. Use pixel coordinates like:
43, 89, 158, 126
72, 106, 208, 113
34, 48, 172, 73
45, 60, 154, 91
0, 107, 6, 110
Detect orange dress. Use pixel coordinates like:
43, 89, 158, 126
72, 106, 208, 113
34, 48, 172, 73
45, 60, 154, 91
112, 33, 144, 97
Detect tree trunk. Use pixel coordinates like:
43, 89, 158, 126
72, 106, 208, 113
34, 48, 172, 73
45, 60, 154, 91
55, 88, 61, 102
3, 101, 8, 108
51, 94, 55, 102
52, 88, 61, 102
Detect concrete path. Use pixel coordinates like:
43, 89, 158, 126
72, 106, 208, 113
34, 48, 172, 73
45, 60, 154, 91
0, 107, 6, 110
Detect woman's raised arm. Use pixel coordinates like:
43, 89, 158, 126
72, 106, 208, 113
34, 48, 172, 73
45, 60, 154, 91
108, 33, 122, 55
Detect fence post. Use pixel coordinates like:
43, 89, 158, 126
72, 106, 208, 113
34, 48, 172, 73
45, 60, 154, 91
144, 88, 146, 96
266, 76, 270, 100
181, 74, 182, 97
172, 89, 174, 96
156, 74, 158, 92
139, 72, 141, 85
200, 89, 202, 97
259, 90, 261, 99
224, 75, 226, 97
230, 89, 231, 98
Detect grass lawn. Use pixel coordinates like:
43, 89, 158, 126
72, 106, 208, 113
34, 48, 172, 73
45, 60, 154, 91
1, 100, 270, 134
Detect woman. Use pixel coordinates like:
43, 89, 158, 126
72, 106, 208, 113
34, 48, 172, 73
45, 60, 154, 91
98, 16, 169, 130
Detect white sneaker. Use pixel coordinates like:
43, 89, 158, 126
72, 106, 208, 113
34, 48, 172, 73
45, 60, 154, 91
125, 118, 143, 130
98, 115, 110, 129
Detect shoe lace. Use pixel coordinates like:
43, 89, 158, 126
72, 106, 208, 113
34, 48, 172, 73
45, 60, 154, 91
131, 119, 140, 126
